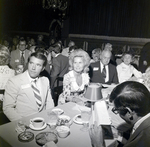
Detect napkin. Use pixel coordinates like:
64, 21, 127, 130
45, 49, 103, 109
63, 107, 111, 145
92, 101, 111, 125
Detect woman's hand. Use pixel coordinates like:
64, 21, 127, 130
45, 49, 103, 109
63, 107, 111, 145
89, 121, 105, 147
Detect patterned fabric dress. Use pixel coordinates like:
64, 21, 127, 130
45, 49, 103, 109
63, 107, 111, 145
58, 70, 89, 104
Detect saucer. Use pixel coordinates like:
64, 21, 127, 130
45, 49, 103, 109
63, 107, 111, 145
73, 114, 83, 125
29, 122, 47, 131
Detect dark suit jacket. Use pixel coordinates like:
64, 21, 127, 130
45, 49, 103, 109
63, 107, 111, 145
124, 116, 150, 147
10, 49, 30, 69
50, 54, 69, 88
89, 61, 118, 84
139, 42, 150, 72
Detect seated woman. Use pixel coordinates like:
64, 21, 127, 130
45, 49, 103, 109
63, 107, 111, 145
90, 48, 102, 63
117, 51, 142, 83
0, 45, 15, 101
58, 49, 91, 105
143, 66, 150, 91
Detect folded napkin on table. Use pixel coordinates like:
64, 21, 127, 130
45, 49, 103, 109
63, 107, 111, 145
91, 100, 111, 125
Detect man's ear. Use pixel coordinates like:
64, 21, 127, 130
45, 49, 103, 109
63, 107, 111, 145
42, 66, 45, 71
126, 107, 135, 116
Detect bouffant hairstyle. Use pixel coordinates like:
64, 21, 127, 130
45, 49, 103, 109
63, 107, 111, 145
69, 49, 91, 73
0, 45, 10, 65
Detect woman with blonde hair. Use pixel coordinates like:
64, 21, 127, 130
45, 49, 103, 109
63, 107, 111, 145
58, 49, 91, 105
0, 45, 15, 100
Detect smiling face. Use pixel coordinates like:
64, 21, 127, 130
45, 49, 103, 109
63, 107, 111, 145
73, 56, 85, 73
122, 54, 132, 65
28, 56, 45, 78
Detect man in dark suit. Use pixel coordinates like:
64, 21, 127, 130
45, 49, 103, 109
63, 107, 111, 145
89, 81, 150, 147
89, 50, 118, 84
50, 44, 69, 105
10, 37, 31, 70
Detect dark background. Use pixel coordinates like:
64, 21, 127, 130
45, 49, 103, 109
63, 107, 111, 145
1, 0, 150, 40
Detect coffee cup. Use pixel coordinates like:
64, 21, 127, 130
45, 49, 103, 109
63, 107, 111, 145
30, 117, 44, 128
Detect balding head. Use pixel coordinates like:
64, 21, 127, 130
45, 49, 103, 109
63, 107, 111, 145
100, 50, 112, 65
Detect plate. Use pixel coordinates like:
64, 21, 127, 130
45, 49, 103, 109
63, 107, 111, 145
35, 132, 58, 146
57, 115, 72, 126
52, 108, 64, 115
73, 114, 83, 125
29, 122, 47, 131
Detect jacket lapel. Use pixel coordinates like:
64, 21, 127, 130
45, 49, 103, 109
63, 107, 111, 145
126, 116, 150, 143
21, 71, 38, 109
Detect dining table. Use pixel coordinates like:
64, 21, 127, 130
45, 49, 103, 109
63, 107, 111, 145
0, 85, 129, 147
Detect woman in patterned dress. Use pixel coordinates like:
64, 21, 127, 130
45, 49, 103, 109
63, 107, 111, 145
58, 49, 91, 105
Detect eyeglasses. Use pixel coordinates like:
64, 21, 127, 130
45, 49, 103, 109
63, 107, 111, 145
112, 107, 128, 115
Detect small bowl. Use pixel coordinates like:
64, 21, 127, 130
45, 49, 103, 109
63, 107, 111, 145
56, 126, 70, 138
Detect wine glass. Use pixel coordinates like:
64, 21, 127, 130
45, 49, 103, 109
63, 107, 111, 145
79, 106, 91, 131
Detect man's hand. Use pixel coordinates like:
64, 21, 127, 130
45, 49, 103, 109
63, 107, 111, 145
89, 121, 105, 147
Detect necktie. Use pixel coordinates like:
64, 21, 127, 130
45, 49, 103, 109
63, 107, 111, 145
31, 80, 42, 110
20, 52, 25, 65
102, 65, 106, 79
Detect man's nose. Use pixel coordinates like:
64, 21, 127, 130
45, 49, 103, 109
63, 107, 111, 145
32, 64, 36, 70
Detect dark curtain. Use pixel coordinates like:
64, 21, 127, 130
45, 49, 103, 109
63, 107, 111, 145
69, 0, 150, 38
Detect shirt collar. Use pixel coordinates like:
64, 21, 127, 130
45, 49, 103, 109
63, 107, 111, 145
100, 61, 108, 68
132, 112, 150, 134
55, 53, 60, 57
27, 71, 38, 83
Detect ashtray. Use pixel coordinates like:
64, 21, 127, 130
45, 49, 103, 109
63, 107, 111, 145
18, 131, 34, 142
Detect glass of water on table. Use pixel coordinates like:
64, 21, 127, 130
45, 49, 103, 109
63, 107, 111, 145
79, 106, 91, 132
47, 112, 58, 131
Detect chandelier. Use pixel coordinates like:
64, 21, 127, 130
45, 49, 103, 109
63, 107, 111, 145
42, 0, 68, 11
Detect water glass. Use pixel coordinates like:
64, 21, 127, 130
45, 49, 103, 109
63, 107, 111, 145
80, 107, 91, 131
47, 112, 58, 131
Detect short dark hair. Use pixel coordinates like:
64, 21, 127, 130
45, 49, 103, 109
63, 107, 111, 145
109, 81, 150, 117
28, 51, 47, 67
69, 45, 78, 52
19, 37, 26, 44
51, 44, 62, 54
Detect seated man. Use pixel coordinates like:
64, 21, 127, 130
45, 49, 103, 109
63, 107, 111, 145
50, 44, 69, 105
89, 50, 118, 84
89, 81, 150, 147
10, 37, 31, 70
3, 52, 54, 121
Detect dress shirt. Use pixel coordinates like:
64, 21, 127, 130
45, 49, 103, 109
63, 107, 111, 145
27, 71, 42, 95
20, 50, 25, 58
100, 62, 109, 82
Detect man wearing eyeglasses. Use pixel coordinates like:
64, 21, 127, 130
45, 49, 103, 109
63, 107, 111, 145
89, 81, 150, 147
10, 37, 31, 69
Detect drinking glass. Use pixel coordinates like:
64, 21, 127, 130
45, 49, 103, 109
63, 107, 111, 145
47, 112, 58, 131
15, 121, 26, 134
79, 106, 91, 131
